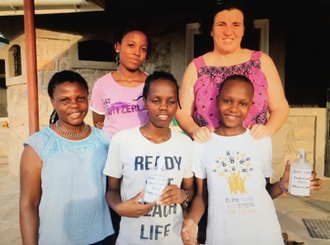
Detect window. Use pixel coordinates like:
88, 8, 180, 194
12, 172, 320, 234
8, 45, 22, 77
14, 46, 22, 76
71, 39, 117, 70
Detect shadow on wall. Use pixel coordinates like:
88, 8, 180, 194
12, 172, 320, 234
0, 88, 7, 117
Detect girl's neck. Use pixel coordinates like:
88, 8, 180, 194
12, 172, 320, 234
140, 124, 171, 144
215, 126, 246, 137
112, 67, 145, 87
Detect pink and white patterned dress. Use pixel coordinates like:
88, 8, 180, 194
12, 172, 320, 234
193, 51, 268, 129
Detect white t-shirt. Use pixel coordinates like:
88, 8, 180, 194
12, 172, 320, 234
104, 127, 194, 245
193, 129, 283, 245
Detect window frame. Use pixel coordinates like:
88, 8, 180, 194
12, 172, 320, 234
70, 40, 117, 70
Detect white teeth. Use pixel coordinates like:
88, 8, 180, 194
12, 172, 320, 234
159, 115, 168, 118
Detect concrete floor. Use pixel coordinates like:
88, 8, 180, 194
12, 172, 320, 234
274, 179, 330, 245
0, 164, 21, 245
0, 163, 330, 245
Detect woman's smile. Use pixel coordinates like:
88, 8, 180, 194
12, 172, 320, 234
69, 111, 83, 118
51, 81, 89, 128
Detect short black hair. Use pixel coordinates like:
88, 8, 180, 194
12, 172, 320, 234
138, 71, 181, 109
48, 70, 88, 99
219, 74, 254, 95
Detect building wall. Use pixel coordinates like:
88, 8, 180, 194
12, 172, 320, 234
0, 26, 328, 179
0, 123, 9, 164
35, 29, 112, 128
6, 84, 28, 173
0, 26, 185, 175
272, 108, 326, 181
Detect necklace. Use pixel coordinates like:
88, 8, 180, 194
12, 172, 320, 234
140, 126, 171, 143
56, 121, 89, 138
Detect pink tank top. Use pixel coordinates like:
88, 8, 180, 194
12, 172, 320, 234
193, 51, 268, 129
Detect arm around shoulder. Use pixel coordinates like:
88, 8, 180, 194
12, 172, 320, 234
176, 62, 213, 143
20, 145, 42, 245
176, 62, 199, 136
260, 53, 289, 136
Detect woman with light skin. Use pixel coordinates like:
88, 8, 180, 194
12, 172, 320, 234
90, 24, 151, 137
175, 2, 289, 143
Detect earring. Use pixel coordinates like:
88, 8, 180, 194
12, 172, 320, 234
115, 52, 120, 66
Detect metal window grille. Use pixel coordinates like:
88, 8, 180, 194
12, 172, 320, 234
13, 46, 21, 76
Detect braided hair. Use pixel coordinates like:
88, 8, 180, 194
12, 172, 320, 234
136, 71, 181, 109
48, 70, 89, 125
49, 109, 59, 125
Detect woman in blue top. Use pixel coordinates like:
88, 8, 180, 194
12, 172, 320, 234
19, 70, 114, 245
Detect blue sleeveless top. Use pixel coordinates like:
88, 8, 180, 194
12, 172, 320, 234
24, 126, 114, 245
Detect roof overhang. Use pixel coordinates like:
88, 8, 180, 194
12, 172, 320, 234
0, 0, 105, 16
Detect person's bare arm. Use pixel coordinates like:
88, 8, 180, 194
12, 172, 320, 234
92, 111, 105, 129
249, 53, 289, 139
106, 176, 156, 218
20, 145, 42, 245
266, 160, 323, 199
181, 178, 208, 244
159, 176, 194, 206
176, 62, 213, 143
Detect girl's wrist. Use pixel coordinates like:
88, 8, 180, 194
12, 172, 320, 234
279, 177, 288, 197
181, 189, 189, 208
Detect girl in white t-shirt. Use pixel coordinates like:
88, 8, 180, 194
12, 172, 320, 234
103, 71, 195, 245
181, 75, 323, 245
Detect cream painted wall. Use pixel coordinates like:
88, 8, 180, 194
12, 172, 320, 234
272, 108, 326, 180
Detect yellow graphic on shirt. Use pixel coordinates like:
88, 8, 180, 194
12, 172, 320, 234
214, 151, 253, 194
